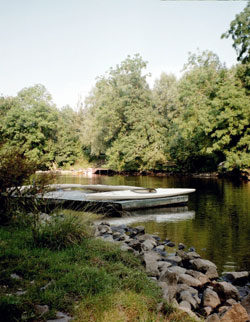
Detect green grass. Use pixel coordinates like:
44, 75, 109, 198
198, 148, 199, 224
0, 220, 198, 322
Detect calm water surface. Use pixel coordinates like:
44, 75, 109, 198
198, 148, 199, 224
55, 174, 250, 273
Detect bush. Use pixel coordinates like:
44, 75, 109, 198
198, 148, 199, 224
33, 213, 95, 250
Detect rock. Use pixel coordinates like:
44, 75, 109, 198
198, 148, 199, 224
143, 251, 160, 277
160, 270, 179, 303
179, 290, 199, 309
185, 251, 201, 260
16, 290, 27, 295
165, 255, 182, 265
190, 258, 217, 273
202, 288, 221, 309
204, 313, 220, 322
205, 267, 219, 279
134, 226, 145, 234
225, 298, 237, 306
120, 244, 132, 252
178, 306, 201, 321
168, 266, 186, 275
213, 281, 240, 301
177, 283, 199, 297
10, 273, 22, 280
137, 234, 156, 242
179, 300, 191, 310
128, 239, 142, 252
241, 293, 250, 314
98, 224, 112, 234
158, 261, 172, 271
103, 235, 114, 242
35, 305, 49, 315
166, 241, 175, 247
223, 271, 249, 286
141, 239, 156, 251
179, 273, 202, 288
201, 306, 213, 317
47, 311, 72, 322
178, 243, 186, 250
186, 269, 210, 285
155, 245, 165, 252
220, 303, 249, 322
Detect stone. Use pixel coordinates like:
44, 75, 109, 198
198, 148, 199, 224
168, 266, 186, 275
128, 239, 142, 252
213, 281, 240, 301
98, 224, 112, 234
158, 261, 172, 271
178, 306, 201, 321
202, 288, 221, 309
204, 313, 220, 322
35, 304, 49, 315
179, 300, 191, 310
205, 267, 219, 279
178, 243, 186, 250
241, 293, 250, 314
142, 239, 157, 251
185, 251, 201, 260
120, 244, 132, 252
134, 226, 145, 234
160, 270, 179, 303
223, 271, 249, 285
155, 245, 165, 252
143, 251, 160, 277
137, 234, 156, 242
165, 255, 182, 265
177, 283, 199, 297
186, 269, 210, 285
220, 303, 249, 322
201, 306, 212, 317
179, 273, 202, 288
190, 258, 217, 272
47, 311, 72, 322
10, 273, 22, 280
166, 241, 175, 247
226, 298, 237, 306
179, 290, 199, 309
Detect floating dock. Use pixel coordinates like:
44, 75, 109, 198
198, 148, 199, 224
36, 189, 189, 216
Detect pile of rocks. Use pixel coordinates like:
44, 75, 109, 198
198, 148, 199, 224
95, 222, 250, 322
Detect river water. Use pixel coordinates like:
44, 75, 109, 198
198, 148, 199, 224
55, 174, 250, 273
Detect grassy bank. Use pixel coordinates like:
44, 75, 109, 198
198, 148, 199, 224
0, 214, 197, 322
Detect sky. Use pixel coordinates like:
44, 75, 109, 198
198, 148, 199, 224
0, 0, 247, 109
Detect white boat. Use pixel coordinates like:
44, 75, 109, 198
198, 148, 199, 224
47, 184, 141, 192
86, 188, 196, 201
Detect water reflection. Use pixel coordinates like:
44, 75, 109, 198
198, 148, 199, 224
97, 207, 195, 226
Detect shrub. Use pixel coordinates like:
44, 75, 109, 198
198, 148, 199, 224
33, 213, 95, 250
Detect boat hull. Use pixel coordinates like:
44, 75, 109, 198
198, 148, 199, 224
86, 188, 196, 200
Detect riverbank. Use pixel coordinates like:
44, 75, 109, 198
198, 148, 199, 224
36, 168, 250, 181
1, 210, 250, 322
0, 213, 196, 322
95, 221, 250, 322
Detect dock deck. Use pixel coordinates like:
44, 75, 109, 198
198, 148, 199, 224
38, 189, 189, 215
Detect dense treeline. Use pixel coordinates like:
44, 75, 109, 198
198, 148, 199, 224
0, 3, 249, 175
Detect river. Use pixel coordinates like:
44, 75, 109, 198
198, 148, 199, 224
55, 174, 250, 274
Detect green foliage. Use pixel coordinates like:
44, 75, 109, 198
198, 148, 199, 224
82, 54, 167, 171
222, 1, 250, 64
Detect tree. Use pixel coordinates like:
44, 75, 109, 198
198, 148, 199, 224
166, 51, 225, 172
82, 54, 167, 170
205, 69, 250, 172
222, 2, 250, 64
1, 85, 59, 168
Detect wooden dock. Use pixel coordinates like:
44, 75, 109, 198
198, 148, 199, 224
37, 189, 189, 215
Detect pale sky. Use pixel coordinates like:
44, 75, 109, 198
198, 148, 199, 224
0, 0, 247, 109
